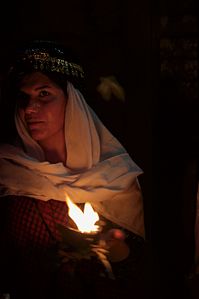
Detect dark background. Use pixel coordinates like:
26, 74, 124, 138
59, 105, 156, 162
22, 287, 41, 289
0, 0, 198, 297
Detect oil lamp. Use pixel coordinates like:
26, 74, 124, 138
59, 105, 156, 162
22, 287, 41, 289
56, 195, 114, 279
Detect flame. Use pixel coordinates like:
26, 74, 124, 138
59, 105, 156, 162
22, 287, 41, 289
66, 196, 100, 233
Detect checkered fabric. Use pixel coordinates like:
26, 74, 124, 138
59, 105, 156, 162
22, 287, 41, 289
6, 196, 69, 255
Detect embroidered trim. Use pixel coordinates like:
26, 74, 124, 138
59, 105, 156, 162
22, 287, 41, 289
9, 51, 85, 79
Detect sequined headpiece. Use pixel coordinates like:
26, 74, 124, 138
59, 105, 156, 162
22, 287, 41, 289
8, 40, 85, 90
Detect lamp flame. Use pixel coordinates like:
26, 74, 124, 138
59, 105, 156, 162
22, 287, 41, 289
66, 196, 100, 233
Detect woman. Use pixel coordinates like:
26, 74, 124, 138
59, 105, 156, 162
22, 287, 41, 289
0, 40, 145, 299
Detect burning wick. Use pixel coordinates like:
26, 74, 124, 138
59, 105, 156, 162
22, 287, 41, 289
66, 196, 100, 233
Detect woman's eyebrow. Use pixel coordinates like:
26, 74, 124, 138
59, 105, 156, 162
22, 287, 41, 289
35, 85, 52, 91
18, 85, 52, 95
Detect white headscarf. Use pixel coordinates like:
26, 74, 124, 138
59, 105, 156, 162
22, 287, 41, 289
0, 82, 145, 237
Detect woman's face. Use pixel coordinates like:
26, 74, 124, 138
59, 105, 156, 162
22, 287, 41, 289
17, 72, 67, 144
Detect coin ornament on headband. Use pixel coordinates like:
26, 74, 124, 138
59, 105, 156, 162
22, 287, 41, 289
9, 49, 85, 79
8, 41, 86, 94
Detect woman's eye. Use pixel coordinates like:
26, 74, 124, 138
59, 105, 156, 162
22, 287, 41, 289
39, 90, 49, 97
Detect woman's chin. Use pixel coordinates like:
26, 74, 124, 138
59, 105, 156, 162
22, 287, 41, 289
29, 130, 46, 141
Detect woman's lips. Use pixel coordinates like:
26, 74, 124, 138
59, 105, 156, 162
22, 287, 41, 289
27, 121, 44, 130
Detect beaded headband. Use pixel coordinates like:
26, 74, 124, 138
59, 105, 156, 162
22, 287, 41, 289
8, 40, 85, 90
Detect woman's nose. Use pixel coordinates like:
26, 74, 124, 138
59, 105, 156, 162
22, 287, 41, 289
25, 100, 41, 114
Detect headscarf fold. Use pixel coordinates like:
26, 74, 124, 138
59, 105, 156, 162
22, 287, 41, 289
0, 83, 145, 237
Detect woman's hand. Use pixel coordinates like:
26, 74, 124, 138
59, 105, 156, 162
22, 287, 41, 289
100, 229, 130, 262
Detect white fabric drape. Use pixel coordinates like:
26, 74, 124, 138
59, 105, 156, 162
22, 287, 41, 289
0, 83, 145, 237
